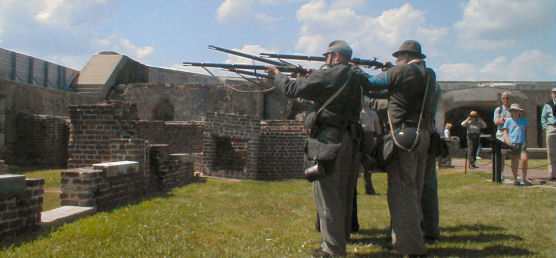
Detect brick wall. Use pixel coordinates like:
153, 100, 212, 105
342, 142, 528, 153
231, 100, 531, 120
202, 112, 261, 179
61, 153, 194, 210
149, 144, 195, 190
137, 120, 204, 153
258, 120, 307, 180
67, 101, 138, 168
12, 112, 69, 168
0, 177, 44, 245
109, 138, 149, 192
61, 162, 142, 211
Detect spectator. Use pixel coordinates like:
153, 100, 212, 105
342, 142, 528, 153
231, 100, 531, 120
540, 88, 556, 181
438, 123, 456, 168
503, 104, 531, 186
443, 123, 452, 137
461, 111, 487, 169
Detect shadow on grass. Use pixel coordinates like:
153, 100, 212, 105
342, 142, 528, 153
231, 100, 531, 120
351, 224, 532, 257
1, 177, 208, 249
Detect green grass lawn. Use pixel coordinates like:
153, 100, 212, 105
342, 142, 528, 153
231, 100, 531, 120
2, 169, 555, 257
20, 169, 62, 211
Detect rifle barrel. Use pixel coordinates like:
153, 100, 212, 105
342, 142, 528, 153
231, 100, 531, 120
182, 62, 307, 73
208, 45, 285, 66
261, 52, 393, 69
261, 53, 326, 62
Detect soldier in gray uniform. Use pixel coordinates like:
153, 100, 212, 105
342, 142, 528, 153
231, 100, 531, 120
267, 40, 365, 256
361, 40, 436, 256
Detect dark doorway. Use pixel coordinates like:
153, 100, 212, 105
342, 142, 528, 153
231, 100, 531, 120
152, 99, 175, 121
212, 136, 247, 172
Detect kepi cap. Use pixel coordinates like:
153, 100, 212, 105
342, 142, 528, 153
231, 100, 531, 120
392, 40, 426, 59
509, 103, 524, 111
322, 40, 352, 59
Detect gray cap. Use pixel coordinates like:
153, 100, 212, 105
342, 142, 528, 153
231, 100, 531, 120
322, 40, 352, 59
392, 40, 426, 59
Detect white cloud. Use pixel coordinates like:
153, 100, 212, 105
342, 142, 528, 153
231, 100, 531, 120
294, 1, 449, 62
216, 0, 298, 26
0, 0, 154, 69
94, 36, 155, 63
454, 0, 556, 50
437, 49, 556, 81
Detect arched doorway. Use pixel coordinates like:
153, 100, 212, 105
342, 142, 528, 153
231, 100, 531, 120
152, 99, 175, 121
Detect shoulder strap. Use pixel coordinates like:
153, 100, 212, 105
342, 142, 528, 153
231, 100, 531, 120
315, 69, 353, 115
387, 64, 430, 151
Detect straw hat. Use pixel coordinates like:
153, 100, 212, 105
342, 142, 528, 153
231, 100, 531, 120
509, 103, 524, 111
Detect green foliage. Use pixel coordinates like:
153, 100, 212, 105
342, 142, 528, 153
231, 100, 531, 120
2, 170, 554, 257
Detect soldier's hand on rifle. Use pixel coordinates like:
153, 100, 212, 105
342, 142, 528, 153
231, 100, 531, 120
382, 62, 393, 71
265, 66, 280, 76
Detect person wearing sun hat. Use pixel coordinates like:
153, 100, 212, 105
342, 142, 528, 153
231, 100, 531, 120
540, 88, 556, 181
461, 111, 487, 169
503, 103, 531, 186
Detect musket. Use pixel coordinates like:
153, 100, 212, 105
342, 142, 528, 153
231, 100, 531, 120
183, 62, 309, 74
260, 53, 393, 69
208, 45, 292, 66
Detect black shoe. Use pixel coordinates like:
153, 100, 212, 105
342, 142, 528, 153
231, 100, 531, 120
351, 222, 360, 233
312, 248, 334, 257
549, 177, 556, 182
424, 236, 439, 244
365, 190, 378, 195
408, 254, 427, 258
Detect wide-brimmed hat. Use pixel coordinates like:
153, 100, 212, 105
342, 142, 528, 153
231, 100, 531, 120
392, 40, 426, 59
322, 40, 352, 59
551, 87, 556, 92
509, 103, 524, 111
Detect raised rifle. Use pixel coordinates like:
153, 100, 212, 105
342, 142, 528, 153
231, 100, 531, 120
260, 53, 393, 70
183, 45, 307, 80
182, 62, 308, 79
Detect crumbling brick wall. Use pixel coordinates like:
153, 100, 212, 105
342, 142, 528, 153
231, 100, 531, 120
67, 101, 138, 168
0, 177, 44, 245
202, 112, 260, 179
258, 120, 307, 180
61, 162, 142, 211
12, 113, 69, 168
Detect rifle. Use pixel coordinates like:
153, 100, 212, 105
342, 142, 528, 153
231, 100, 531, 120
260, 53, 393, 69
183, 45, 306, 80
182, 62, 308, 77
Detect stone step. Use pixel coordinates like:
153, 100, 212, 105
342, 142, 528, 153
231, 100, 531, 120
40, 206, 96, 229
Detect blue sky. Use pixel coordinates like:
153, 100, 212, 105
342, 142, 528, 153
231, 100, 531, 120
0, 0, 554, 81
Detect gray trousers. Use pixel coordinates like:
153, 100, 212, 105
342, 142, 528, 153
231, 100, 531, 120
547, 125, 556, 178
314, 131, 358, 255
422, 154, 440, 239
386, 132, 430, 255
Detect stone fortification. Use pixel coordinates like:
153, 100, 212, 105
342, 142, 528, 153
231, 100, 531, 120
12, 113, 69, 168
0, 175, 44, 245
67, 101, 138, 168
258, 120, 307, 180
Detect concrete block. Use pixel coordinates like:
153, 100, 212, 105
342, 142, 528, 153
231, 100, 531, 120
93, 160, 138, 177
40, 206, 96, 229
0, 174, 25, 194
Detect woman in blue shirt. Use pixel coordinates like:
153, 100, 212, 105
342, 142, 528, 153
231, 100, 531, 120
503, 103, 531, 186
